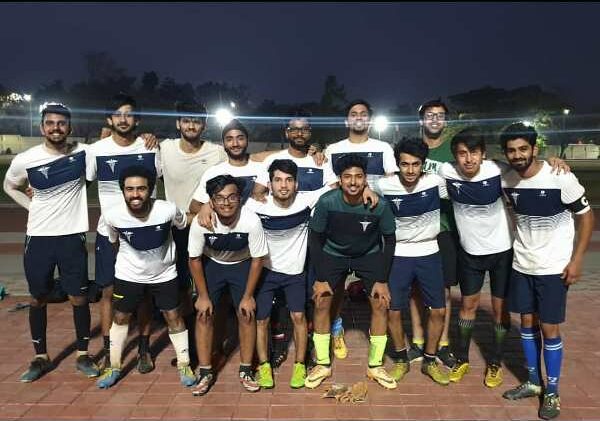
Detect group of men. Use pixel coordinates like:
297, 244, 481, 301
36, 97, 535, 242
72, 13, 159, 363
3, 94, 593, 420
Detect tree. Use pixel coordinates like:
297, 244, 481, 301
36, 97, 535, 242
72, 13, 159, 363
319, 75, 347, 114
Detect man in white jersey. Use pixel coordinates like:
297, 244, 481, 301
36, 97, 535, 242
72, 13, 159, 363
86, 93, 161, 373
3, 103, 99, 382
95, 166, 195, 389
376, 138, 449, 386
500, 123, 594, 420
246, 159, 331, 389
439, 127, 513, 388
188, 175, 268, 396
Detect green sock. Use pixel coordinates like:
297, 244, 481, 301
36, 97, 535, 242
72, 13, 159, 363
313, 333, 331, 365
368, 335, 388, 367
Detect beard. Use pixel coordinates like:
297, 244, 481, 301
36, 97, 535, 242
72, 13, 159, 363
509, 155, 534, 172
423, 125, 443, 140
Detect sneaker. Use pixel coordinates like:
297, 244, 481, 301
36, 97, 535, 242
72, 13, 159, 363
332, 329, 348, 359
389, 361, 410, 382
407, 342, 424, 363
421, 361, 450, 385
484, 364, 503, 388
449, 361, 469, 383
191, 371, 215, 396
178, 364, 196, 387
366, 366, 397, 389
239, 371, 260, 392
136, 352, 154, 374
257, 362, 274, 389
290, 362, 306, 389
502, 381, 543, 400
539, 393, 561, 420
96, 367, 121, 389
76, 354, 100, 378
436, 345, 457, 369
304, 364, 332, 389
19, 357, 52, 383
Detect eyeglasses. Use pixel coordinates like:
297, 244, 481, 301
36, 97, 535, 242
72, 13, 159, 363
424, 112, 446, 121
287, 127, 311, 134
212, 193, 241, 205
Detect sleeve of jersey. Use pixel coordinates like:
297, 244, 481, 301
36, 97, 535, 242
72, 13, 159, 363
85, 148, 97, 182
104, 215, 119, 244
254, 159, 271, 188
154, 149, 163, 178
323, 159, 338, 186
383, 144, 400, 173
560, 173, 590, 215
309, 197, 329, 233
187, 218, 206, 258
307, 185, 333, 208
172, 205, 187, 230
192, 172, 210, 203
5, 155, 26, 185
437, 175, 449, 199
248, 213, 269, 258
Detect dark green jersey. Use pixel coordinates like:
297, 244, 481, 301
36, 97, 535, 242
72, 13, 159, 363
310, 189, 396, 258
423, 139, 456, 232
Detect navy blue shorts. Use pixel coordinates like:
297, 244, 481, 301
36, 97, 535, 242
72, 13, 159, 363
508, 270, 568, 324
113, 277, 180, 313
203, 257, 251, 311
172, 226, 192, 290
24, 233, 89, 299
389, 253, 445, 311
256, 269, 306, 320
94, 233, 116, 288
458, 247, 513, 298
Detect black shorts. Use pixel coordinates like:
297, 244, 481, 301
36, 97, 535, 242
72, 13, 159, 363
458, 247, 513, 298
437, 230, 459, 287
94, 233, 116, 288
113, 277, 180, 314
172, 226, 193, 291
24, 233, 89, 299
315, 252, 387, 293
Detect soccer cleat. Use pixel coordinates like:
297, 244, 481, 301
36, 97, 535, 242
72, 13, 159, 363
502, 381, 543, 400
19, 357, 52, 383
290, 362, 306, 389
136, 352, 154, 374
484, 364, 503, 388
332, 329, 348, 359
191, 372, 215, 396
407, 342, 424, 363
257, 362, 274, 389
76, 354, 100, 378
539, 393, 561, 420
366, 366, 397, 389
449, 361, 469, 383
239, 371, 260, 392
178, 364, 197, 387
304, 364, 332, 389
422, 360, 450, 385
436, 345, 457, 369
389, 361, 410, 382
96, 367, 121, 389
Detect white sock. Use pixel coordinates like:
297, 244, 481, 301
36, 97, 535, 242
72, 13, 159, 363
109, 323, 128, 369
169, 330, 190, 367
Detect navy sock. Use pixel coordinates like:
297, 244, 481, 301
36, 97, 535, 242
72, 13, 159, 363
543, 336, 563, 395
520, 327, 542, 385
29, 305, 47, 355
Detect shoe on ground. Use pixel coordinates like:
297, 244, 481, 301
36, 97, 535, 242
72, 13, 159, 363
304, 364, 332, 389
366, 366, 397, 389
390, 361, 410, 382
436, 345, 457, 369
136, 352, 154, 374
191, 372, 215, 396
96, 367, 121, 389
239, 371, 260, 392
421, 360, 450, 385
484, 364, 503, 388
257, 362, 274, 389
332, 329, 348, 359
76, 354, 100, 378
290, 362, 306, 389
19, 357, 52, 383
502, 381, 543, 400
178, 364, 197, 387
539, 393, 561, 420
449, 361, 469, 383
407, 342, 424, 363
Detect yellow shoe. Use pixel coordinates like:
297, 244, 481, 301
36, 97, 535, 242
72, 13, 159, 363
332, 329, 348, 359
449, 361, 469, 383
484, 364, 503, 388
389, 361, 410, 382
367, 366, 397, 389
422, 361, 449, 385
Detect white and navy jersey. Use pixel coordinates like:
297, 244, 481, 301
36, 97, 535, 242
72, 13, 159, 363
86, 136, 161, 237
104, 200, 187, 284
376, 174, 447, 257
503, 161, 590, 275
5, 143, 89, 236
245, 186, 330, 274
191, 159, 263, 204
188, 206, 268, 264
441, 160, 513, 255
325, 138, 399, 187
255, 150, 338, 193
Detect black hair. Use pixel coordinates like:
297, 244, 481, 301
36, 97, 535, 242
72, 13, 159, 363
451, 126, 486, 156
394, 137, 429, 164
118, 165, 156, 193
206, 174, 244, 198
418, 98, 449, 119
40, 102, 71, 122
344, 99, 373, 118
175, 101, 208, 124
334, 154, 368, 176
106, 92, 139, 119
268, 159, 298, 181
287, 108, 312, 127
221, 119, 249, 141
500, 122, 538, 150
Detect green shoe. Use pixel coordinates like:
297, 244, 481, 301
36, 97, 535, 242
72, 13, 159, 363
421, 360, 449, 386
290, 362, 306, 389
257, 362, 274, 389
19, 357, 52, 383
390, 361, 410, 382
136, 352, 154, 374
76, 354, 100, 378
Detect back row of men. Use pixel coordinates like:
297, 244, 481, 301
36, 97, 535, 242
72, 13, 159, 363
4, 95, 592, 420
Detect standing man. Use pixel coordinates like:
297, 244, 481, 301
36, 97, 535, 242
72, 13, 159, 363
306, 155, 397, 390
96, 166, 195, 389
3, 102, 99, 381
501, 123, 594, 420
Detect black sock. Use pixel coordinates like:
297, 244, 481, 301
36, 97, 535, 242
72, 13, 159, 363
138, 335, 150, 355
72, 304, 91, 352
390, 348, 408, 363
29, 305, 47, 355
491, 322, 510, 365
199, 367, 213, 378
457, 318, 474, 363
239, 364, 252, 376
423, 352, 436, 364
103, 335, 110, 353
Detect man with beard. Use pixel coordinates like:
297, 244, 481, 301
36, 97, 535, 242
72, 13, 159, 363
86, 93, 161, 373
96, 166, 195, 389
500, 123, 593, 420
4, 102, 99, 382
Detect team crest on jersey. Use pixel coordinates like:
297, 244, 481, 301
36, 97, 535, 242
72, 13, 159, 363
259, 215, 270, 220
235, 233, 242, 239
137, 154, 144, 161
155, 225, 162, 231
208, 235, 217, 245
307, 168, 314, 174
367, 152, 373, 158
359, 221, 372, 232
539, 190, 546, 197
421, 191, 428, 198
482, 180, 489, 186
37, 166, 50, 179
452, 182, 462, 194
68, 156, 76, 163
511, 192, 520, 206
122, 231, 134, 242
106, 159, 118, 173
391, 198, 403, 210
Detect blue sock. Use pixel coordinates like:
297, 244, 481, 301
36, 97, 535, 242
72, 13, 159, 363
331, 317, 343, 336
521, 327, 542, 385
543, 336, 563, 395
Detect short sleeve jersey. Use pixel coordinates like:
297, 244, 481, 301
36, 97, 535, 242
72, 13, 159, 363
192, 160, 263, 204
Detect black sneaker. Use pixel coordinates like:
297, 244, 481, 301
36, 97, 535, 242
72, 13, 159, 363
136, 352, 154, 374
539, 393, 561, 420
19, 357, 52, 382
407, 342, 424, 363
436, 346, 457, 369
502, 381, 543, 400
76, 354, 100, 378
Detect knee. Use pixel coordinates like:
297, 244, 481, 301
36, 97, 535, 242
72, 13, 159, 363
290, 312, 306, 325
430, 308, 446, 321
30, 296, 47, 307
113, 312, 130, 325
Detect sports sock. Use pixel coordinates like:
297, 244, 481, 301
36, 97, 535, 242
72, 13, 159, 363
72, 304, 91, 352
520, 327, 542, 385
457, 318, 474, 362
29, 305, 47, 355
368, 335, 387, 367
169, 330, 190, 366
543, 336, 563, 395
491, 322, 510, 365
313, 333, 331, 366
390, 348, 408, 363
109, 323, 129, 369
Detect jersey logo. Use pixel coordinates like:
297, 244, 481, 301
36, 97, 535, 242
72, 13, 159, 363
421, 191, 428, 198
68, 156, 76, 163
208, 235, 217, 245
259, 215, 270, 220
137, 154, 144, 161
235, 233, 242, 239
37, 166, 50, 179
391, 198, 403, 210
106, 159, 118, 173
359, 221, 372, 232
122, 231, 133, 242
155, 225, 162, 231
539, 190, 546, 197
482, 180, 488, 186
367, 152, 373, 158
452, 182, 462, 194
511, 192, 520, 206
307, 168, 314, 174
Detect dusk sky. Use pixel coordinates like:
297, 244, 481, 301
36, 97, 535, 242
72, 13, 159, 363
2, 2, 599, 112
